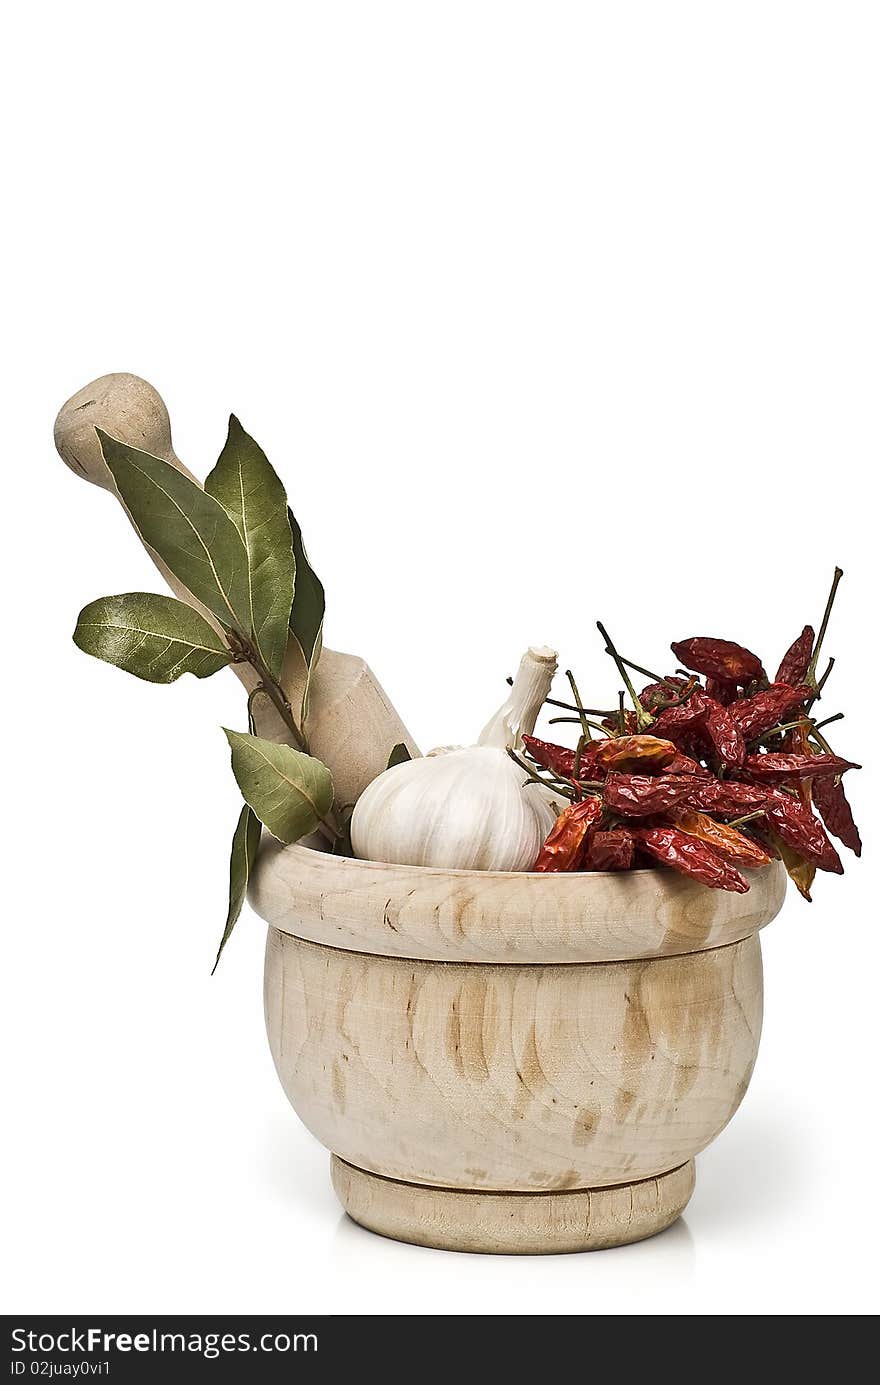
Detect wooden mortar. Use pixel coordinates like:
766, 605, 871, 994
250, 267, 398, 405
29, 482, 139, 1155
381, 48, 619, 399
250, 845, 786, 1253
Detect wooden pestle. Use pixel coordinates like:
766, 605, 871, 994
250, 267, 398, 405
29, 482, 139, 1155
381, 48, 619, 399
54, 373, 419, 806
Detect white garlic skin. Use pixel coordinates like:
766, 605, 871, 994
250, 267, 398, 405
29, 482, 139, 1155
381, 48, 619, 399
350, 746, 555, 872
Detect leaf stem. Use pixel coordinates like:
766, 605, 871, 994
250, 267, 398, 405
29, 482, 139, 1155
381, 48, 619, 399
239, 637, 308, 752
244, 664, 342, 838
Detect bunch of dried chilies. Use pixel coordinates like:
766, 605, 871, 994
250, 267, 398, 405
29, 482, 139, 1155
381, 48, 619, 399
515, 568, 861, 898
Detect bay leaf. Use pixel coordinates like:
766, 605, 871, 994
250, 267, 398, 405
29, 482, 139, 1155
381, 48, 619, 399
300, 624, 323, 724
332, 804, 354, 857
205, 417, 294, 681
212, 804, 262, 972
288, 507, 324, 668
224, 728, 334, 843
74, 592, 231, 683
98, 432, 251, 634
386, 742, 412, 769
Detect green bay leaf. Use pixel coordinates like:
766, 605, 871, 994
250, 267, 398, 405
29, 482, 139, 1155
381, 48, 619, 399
98, 432, 251, 634
288, 507, 325, 668
74, 593, 231, 683
212, 804, 262, 972
205, 417, 295, 681
386, 742, 412, 769
224, 729, 334, 843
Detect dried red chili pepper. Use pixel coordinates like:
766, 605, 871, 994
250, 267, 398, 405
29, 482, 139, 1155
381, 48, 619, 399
664, 751, 710, 776
683, 779, 767, 814
633, 825, 749, 893
769, 830, 816, 901
590, 735, 678, 773
812, 776, 862, 857
667, 808, 772, 869
728, 683, 811, 741
650, 696, 706, 742
638, 676, 690, 712
705, 677, 740, 706
694, 691, 746, 768
603, 773, 696, 817
781, 721, 813, 809
522, 733, 614, 785
522, 735, 577, 780
654, 690, 745, 767
532, 797, 603, 872
762, 787, 843, 873
582, 828, 636, 871
671, 637, 765, 685
742, 752, 860, 782
775, 625, 815, 686
601, 710, 640, 735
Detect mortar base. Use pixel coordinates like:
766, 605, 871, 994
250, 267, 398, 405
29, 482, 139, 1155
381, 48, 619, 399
331, 1155, 695, 1255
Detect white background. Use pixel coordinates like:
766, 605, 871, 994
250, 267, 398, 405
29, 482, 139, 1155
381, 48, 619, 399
2, 2, 878, 1316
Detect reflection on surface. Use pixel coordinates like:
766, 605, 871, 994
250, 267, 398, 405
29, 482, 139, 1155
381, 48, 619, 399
261, 1092, 820, 1313
691, 1099, 810, 1233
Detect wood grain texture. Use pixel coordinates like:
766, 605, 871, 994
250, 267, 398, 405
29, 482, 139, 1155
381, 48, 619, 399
305, 653, 420, 810
251, 843, 785, 963
331, 1155, 695, 1254
250, 653, 420, 808
265, 929, 763, 1192
54, 372, 189, 491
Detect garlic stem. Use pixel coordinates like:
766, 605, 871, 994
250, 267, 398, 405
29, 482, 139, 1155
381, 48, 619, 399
477, 646, 558, 751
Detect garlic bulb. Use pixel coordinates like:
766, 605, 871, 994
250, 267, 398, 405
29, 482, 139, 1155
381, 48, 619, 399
350, 646, 557, 871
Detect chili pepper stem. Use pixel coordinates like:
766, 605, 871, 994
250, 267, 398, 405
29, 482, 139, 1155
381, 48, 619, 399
813, 711, 844, 732
816, 657, 835, 696
548, 715, 613, 735
615, 654, 681, 691
810, 728, 835, 755
573, 733, 586, 779
565, 670, 592, 743
505, 677, 614, 718
728, 809, 767, 829
807, 656, 835, 711
754, 716, 816, 744
650, 678, 699, 713
510, 749, 577, 792
546, 698, 617, 715
523, 775, 576, 799
596, 622, 653, 729
806, 567, 843, 688
507, 748, 539, 778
